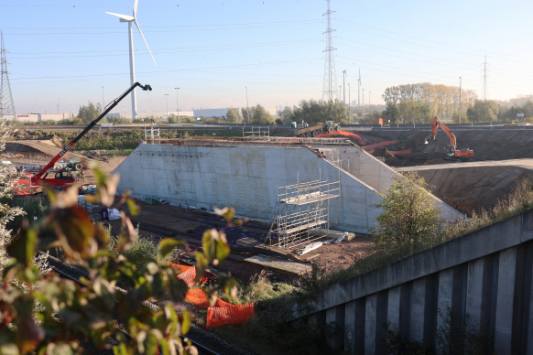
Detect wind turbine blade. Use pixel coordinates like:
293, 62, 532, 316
105, 12, 134, 21
133, 0, 139, 17
134, 19, 157, 66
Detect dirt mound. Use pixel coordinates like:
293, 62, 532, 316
50, 135, 64, 148
372, 147, 395, 158
399, 159, 533, 215
372, 147, 401, 165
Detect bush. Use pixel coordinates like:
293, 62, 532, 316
371, 172, 440, 253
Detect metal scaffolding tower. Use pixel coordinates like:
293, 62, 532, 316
267, 153, 345, 249
0, 31, 16, 120
321, 0, 338, 102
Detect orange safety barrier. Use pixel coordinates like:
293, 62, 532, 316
185, 288, 255, 328
171, 263, 197, 287
362, 140, 398, 150
206, 302, 255, 329
185, 288, 210, 308
174, 265, 255, 328
315, 131, 366, 145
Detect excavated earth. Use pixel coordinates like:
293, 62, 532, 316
356, 129, 533, 214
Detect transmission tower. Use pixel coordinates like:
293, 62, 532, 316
322, 0, 338, 102
0, 31, 16, 120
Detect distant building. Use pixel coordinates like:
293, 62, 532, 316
111, 111, 195, 119
15, 113, 75, 123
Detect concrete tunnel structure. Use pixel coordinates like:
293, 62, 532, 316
112, 137, 462, 234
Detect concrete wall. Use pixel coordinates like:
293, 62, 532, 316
283, 209, 533, 354
113, 142, 462, 234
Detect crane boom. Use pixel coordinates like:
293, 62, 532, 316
31, 82, 152, 186
424, 116, 473, 158
425, 116, 456, 147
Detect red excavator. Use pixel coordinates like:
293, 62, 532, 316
29, 82, 152, 189
425, 116, 474, 158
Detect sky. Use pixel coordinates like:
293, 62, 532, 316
2, 0, 533, 116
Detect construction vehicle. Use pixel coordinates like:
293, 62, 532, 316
294, 121, 341, 137
29, 82, 152, 189
64, 158, 83, 171
425, 116, 474, 158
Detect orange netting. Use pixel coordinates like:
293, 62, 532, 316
184, 287, 255, 328
206, 302, 255, 329
172, 264, 255, 328
171, 263, 197, 287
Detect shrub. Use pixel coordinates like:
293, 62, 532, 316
371, 172, 440, 253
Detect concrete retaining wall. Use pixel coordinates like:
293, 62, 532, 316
283, 209, 533, 354
113, 141, 462, 234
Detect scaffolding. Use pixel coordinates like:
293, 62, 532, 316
267, 163, 343, 249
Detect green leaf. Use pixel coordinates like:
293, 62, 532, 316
144, 332, 159, 355
167, 273, 188, 303
6, 221, 38, 267
181, 310, 190, 335
158, 239, 187, 258
195, 253, 209, 282
222, 277, 239, 300
126, 198, 141, 217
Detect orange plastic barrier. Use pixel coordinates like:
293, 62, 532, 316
363, 140, 398, 150
184, 287, 255, 328
206, 302, 255, 329
315, 131, 366, 145
171, 263, 197, 287
185, 288, 210, 308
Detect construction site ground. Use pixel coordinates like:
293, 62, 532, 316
101, 199, 373, 284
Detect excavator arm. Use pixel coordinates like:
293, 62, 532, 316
30, 82, 152, 186
424, 116, 456, 148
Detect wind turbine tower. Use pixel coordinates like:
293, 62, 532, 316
321, 0, 338, 102
0, 31, 16, 120
106, 0, 156, 119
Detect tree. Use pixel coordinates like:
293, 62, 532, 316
77, 102, 102, 124
371, 172, 440, 253
226, 108, 241, 123
251, 104, 273, 124
292, 99, 349, 125
398, 98, 432, 124
241, 108, 250, 123
382, 102, 400, 123
278, 106, 294, 124
168, 114, 178, 123
466, 100, 499, 122
0, 165, 238, 354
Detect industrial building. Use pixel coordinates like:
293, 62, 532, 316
112, 137, 462, 234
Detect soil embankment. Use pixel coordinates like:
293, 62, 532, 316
398, 159, 533, 214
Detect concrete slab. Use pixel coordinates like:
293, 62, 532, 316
243, 255, 311, 275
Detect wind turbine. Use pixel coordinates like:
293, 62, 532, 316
106, 0, 156, 120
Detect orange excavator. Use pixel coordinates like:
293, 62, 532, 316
425, 116, 474, 158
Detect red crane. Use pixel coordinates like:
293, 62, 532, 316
424, 116, 474, 158
29, 82, 152, 189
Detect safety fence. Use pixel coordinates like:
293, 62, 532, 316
171, 263, 255, 329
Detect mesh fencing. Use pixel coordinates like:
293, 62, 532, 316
174, 265, 255, 329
